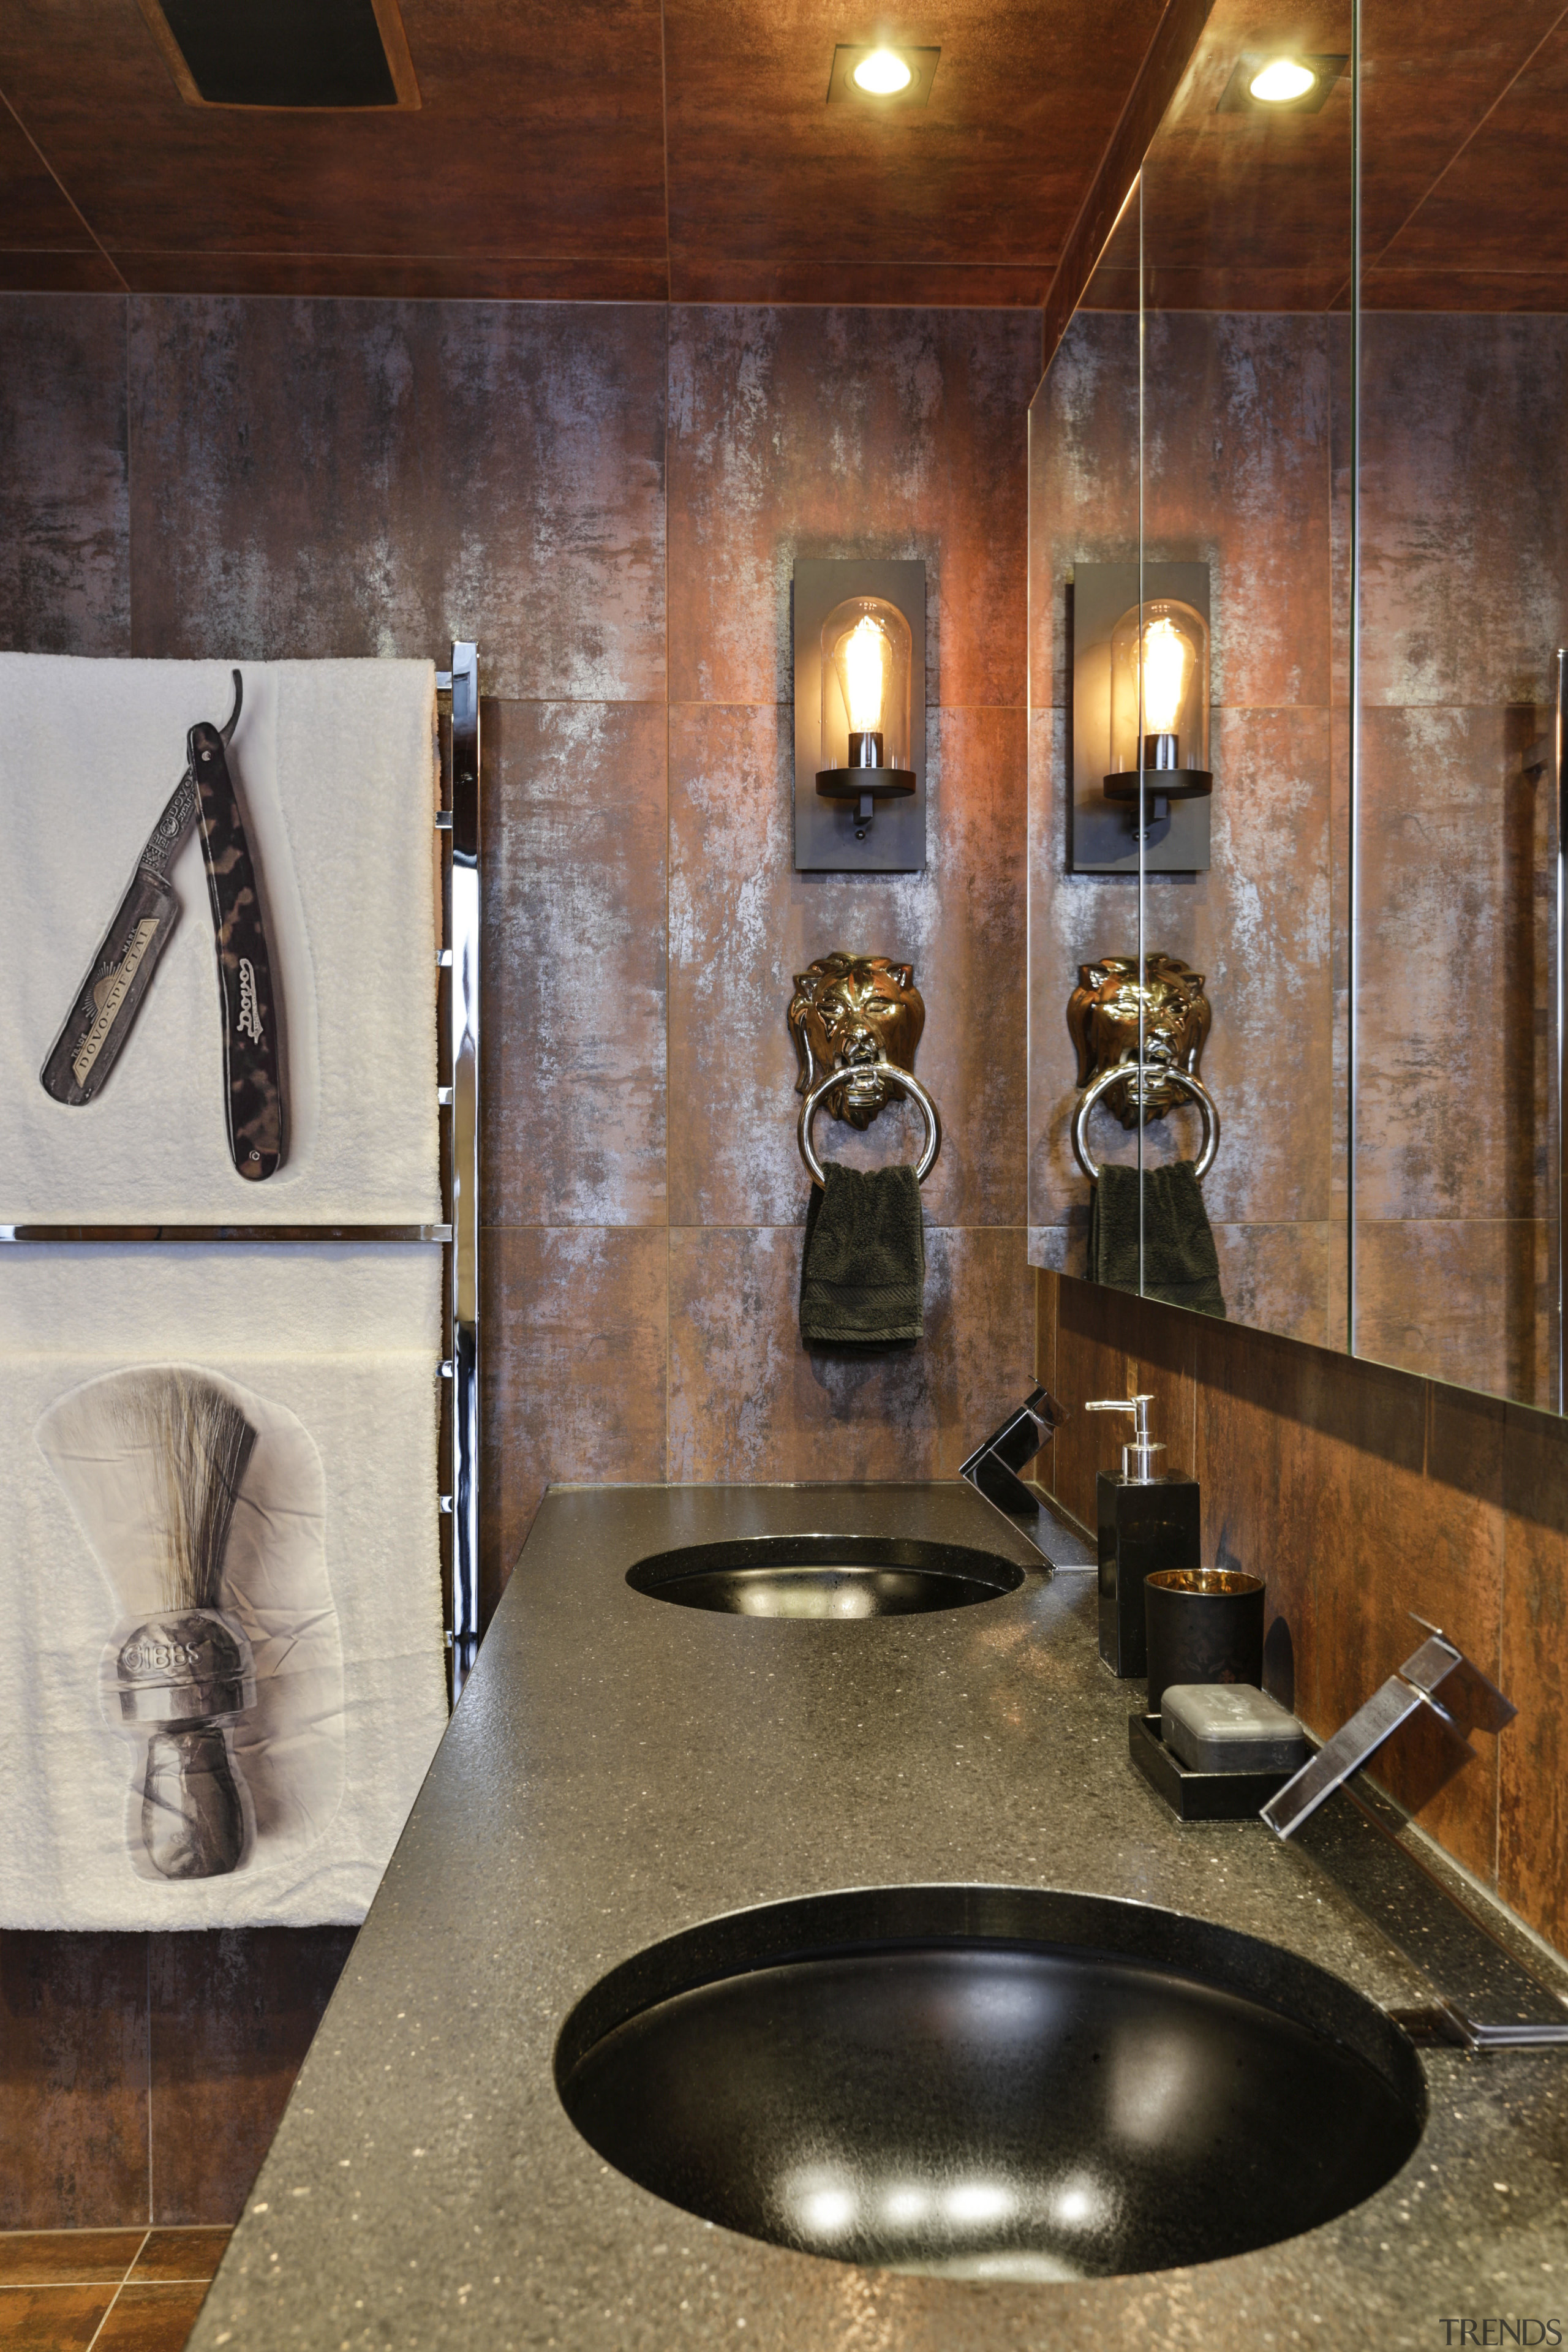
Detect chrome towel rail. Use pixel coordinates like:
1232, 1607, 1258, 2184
437, 643, 481, 1702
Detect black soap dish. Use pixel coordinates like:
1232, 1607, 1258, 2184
1129, 1713, 1297, 1822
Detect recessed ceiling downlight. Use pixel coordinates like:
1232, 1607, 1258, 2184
1248, 57, 1318, 102
853, 47, 914, 94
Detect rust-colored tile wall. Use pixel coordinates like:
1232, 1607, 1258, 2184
147, 1931, 356, 2225
0, 1929, 350, 2231
662, 304, 1042, 1488
1, 288, 1044, 2223
1354, 312, 1565, 1403
0, 296, 128, 652
1040, 1266, 1567, 1955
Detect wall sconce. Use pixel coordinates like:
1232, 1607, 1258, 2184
1104, 597, 1212, 825
818, 597, 914, 829
1068, 560, 1212, 875
794, 558, 926, 873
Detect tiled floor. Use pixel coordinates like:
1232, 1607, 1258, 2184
0, 2230, 229, 2350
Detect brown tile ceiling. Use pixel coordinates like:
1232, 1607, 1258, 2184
0, 0, 1174, 304
1368, 9, 1568, 304
1082, 0, 1568, 313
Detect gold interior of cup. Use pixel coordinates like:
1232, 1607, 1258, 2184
1146, 1569, 1265, 1596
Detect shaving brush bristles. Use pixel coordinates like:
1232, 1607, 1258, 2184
112, 1371, 257, 1612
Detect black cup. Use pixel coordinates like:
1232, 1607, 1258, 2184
1144, 1568, 1265, 1719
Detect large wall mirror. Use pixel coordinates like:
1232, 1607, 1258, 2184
1030, 0, 1564, 1415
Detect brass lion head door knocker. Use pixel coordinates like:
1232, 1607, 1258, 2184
1067, 952, 1220, 1181
788, 952, 942, 1186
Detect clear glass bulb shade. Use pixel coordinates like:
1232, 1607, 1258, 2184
821, 597, 913, 771
1107, 598, 1210, 774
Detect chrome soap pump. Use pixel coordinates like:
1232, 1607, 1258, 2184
1085, 1394, 1200, 1676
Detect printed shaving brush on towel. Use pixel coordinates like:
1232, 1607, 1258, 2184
107, 1372, 258, 1878
38, 1365, 260, 1881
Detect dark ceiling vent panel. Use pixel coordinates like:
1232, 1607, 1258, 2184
140, 0, 420, 111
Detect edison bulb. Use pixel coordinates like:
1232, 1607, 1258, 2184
1248, 58, 1316, 102
842, 614, 890, 733
1140, 616, 1191, 734
853, 47, 913, 94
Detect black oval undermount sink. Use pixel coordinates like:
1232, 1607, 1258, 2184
556, 1886, 1425, 2282
625, 1535, 1027, 1618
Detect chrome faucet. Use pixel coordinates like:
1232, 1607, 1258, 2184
1262, 1615, 1516, 1841
960, 1387, 1069, 1527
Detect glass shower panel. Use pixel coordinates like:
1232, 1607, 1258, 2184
1133, 10, 1354, 1343
1352, 2, 1566, 1408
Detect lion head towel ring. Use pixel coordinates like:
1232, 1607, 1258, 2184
788, 953, 942, 1186
1066, 952, 1219, 1182
1067, 954, 1225, 1318
788, 954, 941, 1350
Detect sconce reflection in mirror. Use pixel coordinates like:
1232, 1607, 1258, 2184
1068, 561, 1212, 875
794, 558, 926, 875
1103, 598, 1212, 827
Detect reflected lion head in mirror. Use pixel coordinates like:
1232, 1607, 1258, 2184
788, 952, 925, 1131
1068, 952, 1210, 1128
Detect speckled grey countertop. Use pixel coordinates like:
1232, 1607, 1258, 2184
192, 1483, 1568, 2352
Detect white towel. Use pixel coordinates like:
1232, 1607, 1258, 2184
0, 1243, 447, 1929
0, 656, 439, 1223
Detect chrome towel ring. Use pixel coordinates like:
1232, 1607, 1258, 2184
1071, 1063, 1220, 1184
797, 1055, 943, 1190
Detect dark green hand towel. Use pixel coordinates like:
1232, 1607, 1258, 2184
1089, 1158, 1226, 1319
800, 1161, 925, 1347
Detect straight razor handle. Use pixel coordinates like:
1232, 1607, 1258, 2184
189, 720, 285, 1182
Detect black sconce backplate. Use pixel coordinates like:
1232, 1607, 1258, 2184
793, 557, 927, 873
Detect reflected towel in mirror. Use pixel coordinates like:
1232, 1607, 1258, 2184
1088, 1161, 1226, 1318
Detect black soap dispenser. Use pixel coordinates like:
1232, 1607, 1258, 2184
1085, 1394, 1200, 1677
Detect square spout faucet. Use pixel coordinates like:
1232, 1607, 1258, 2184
960, 1388, 1069, 1530
1261, 1615, 1516, 1841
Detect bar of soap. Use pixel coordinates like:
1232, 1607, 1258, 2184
1162, 1683, 1308, 1775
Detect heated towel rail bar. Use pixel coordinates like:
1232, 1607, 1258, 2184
2, 641, 482, 1706
437, 643, 481, 1697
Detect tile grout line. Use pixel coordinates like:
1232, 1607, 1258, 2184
0, 85, 128, 292
656, 0, 671, 300
662, 303, 672, 1480
1361, 1, 1568, 280
1494, 1401, 1508, 1895
83, 2229, 149, 2352
85, 2278, 128, 2350
1328, 294, 1340, 1351
1188, 1311, 1198, 1494
124, 285, 133, 655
